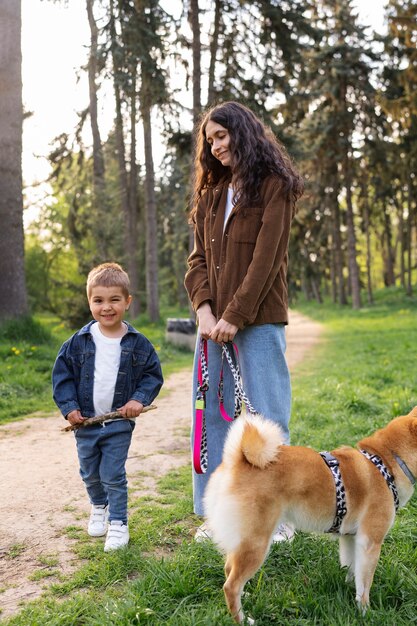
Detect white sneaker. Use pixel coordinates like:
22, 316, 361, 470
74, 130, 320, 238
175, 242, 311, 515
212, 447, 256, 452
104, 520, 129, 552
272, 523, 295, 543
194, 522, 212, 542
88, 504, 108, 537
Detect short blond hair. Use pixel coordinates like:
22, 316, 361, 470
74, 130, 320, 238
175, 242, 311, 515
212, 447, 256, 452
86, 262, 130, 299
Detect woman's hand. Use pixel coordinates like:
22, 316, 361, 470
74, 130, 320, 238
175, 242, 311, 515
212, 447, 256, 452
197, 302, 217, 339
210, 318, 238, 344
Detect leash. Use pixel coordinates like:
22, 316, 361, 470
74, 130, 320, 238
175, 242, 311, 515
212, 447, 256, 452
193, 338, 256, 474
218, 342, 257, 419
193, 339, 209, 474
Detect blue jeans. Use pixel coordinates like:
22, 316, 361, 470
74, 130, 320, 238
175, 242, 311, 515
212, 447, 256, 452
191, 324, 291, 515
74, 419, 135, 524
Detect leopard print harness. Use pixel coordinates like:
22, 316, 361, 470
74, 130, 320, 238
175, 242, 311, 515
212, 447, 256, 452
319, 448, 401, 534
319, 452, 348, 533
360, 449, 399, 511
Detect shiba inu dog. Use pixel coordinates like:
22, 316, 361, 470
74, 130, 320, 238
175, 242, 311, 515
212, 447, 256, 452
204, 408, 417, 623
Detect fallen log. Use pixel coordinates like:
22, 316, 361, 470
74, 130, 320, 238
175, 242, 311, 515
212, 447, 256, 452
61, 405, 157, 432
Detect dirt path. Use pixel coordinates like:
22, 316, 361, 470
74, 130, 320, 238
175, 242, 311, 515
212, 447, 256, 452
0, 311, 322, 619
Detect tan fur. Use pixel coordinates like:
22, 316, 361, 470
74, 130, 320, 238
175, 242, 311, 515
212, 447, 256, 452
204, 409, 417, 624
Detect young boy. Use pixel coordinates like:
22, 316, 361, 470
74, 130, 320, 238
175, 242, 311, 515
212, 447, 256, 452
52, 262, 163, 551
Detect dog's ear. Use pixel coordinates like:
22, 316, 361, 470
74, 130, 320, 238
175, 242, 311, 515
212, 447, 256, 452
409, 417, 417, 439
408, 406, 417, 419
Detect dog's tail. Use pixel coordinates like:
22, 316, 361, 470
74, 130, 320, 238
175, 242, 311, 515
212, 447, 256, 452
223, 414, 284, 469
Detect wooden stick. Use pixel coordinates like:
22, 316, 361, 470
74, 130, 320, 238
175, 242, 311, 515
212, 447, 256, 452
61, 405, 157, 432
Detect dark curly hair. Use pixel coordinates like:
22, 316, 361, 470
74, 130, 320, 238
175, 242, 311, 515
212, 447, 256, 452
190, 101, 303, 219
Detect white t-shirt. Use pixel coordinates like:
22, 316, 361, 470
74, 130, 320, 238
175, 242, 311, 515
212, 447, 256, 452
224, 186, 234, 230
90, 322, 123, 415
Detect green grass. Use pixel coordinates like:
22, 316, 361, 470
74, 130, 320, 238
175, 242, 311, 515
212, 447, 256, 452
290, 285, 417, 449
2, 288, 417, 625
0, 308, 194, 425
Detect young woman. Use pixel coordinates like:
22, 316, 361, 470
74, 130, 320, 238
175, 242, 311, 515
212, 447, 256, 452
185, 101, 303, 541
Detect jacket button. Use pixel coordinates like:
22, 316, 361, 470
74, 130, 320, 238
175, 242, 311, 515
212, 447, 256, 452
216, 265, 220, 269
213, 213, 216, 217
212, 238, 215, 242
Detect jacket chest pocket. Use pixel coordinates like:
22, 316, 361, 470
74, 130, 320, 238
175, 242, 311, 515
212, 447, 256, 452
229, 209, 263, 244
131, 351, 147, 376
70, 353, 85, 381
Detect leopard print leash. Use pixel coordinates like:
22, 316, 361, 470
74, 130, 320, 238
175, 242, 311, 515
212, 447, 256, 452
219, 342, 257, 419
193, 339, 257, 474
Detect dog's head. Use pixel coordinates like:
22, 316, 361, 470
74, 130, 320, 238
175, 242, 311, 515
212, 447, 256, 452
361, 407, 417, 478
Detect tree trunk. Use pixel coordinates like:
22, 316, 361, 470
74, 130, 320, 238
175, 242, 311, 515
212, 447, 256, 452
329, 234, 337, 304
86, 0, 108, 260
398, 187, 407, 287
0, 0, 28, 319
207, 0, 222, 105
381, 197, 395, 286
329, 168, 347, 305
127, 70, 141, 318
110, 0, 136, 297
362, 182, 373, 305
141, 103, 159, 322
140, 66, 159, 322
406, 171, 413, 296
189, 0, 202, 128
188, 0, 202, 315
343, 154, 361, 309
396, 186, 406, 287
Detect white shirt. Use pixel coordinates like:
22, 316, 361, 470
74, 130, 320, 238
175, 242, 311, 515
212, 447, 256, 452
224, 186, 234, 231
90, 322, 123, 415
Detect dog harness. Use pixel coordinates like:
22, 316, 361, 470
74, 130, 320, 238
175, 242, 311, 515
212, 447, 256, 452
319, 452, 347, 533
320, 448, 404, 533
360, 450, 400, 511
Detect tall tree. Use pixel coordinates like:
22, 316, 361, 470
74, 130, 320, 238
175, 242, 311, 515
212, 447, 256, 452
381, 0, 417, 296
298, 0, 378, 308
189, 0, 202, 127
109, 0, 141, 314
0, 0, 28, 319
133, 0, 170, 321
86, 0, 110, 260
207, 0, 222, 105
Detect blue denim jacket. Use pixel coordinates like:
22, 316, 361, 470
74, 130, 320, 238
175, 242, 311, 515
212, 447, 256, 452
52, 321, 163, 418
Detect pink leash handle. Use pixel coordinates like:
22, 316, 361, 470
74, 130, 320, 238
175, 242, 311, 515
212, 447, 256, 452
193, 338, 208, 474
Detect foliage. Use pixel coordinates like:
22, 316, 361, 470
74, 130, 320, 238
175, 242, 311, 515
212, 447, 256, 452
21, 0, 417, 321
2, 291, 417, 625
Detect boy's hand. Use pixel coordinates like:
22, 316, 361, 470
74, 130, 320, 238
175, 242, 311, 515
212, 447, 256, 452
67, 410, 85, 425
117, 400, 144, 418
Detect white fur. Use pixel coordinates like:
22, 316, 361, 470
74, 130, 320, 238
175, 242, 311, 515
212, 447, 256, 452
222, 413, 285, 468
204, 415, 284, 554
204, 466, 243, 553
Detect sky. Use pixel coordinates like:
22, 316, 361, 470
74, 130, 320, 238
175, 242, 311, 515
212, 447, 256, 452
21, 0, 388, 223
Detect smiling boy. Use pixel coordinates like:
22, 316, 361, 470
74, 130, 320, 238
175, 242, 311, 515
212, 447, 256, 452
52, 263, 163, 551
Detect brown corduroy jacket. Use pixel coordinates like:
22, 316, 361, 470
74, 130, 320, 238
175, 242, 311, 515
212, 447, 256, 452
184, 174, 295, 330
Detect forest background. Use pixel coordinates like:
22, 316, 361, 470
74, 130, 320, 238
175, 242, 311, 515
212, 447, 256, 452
1, 0, 416, 327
